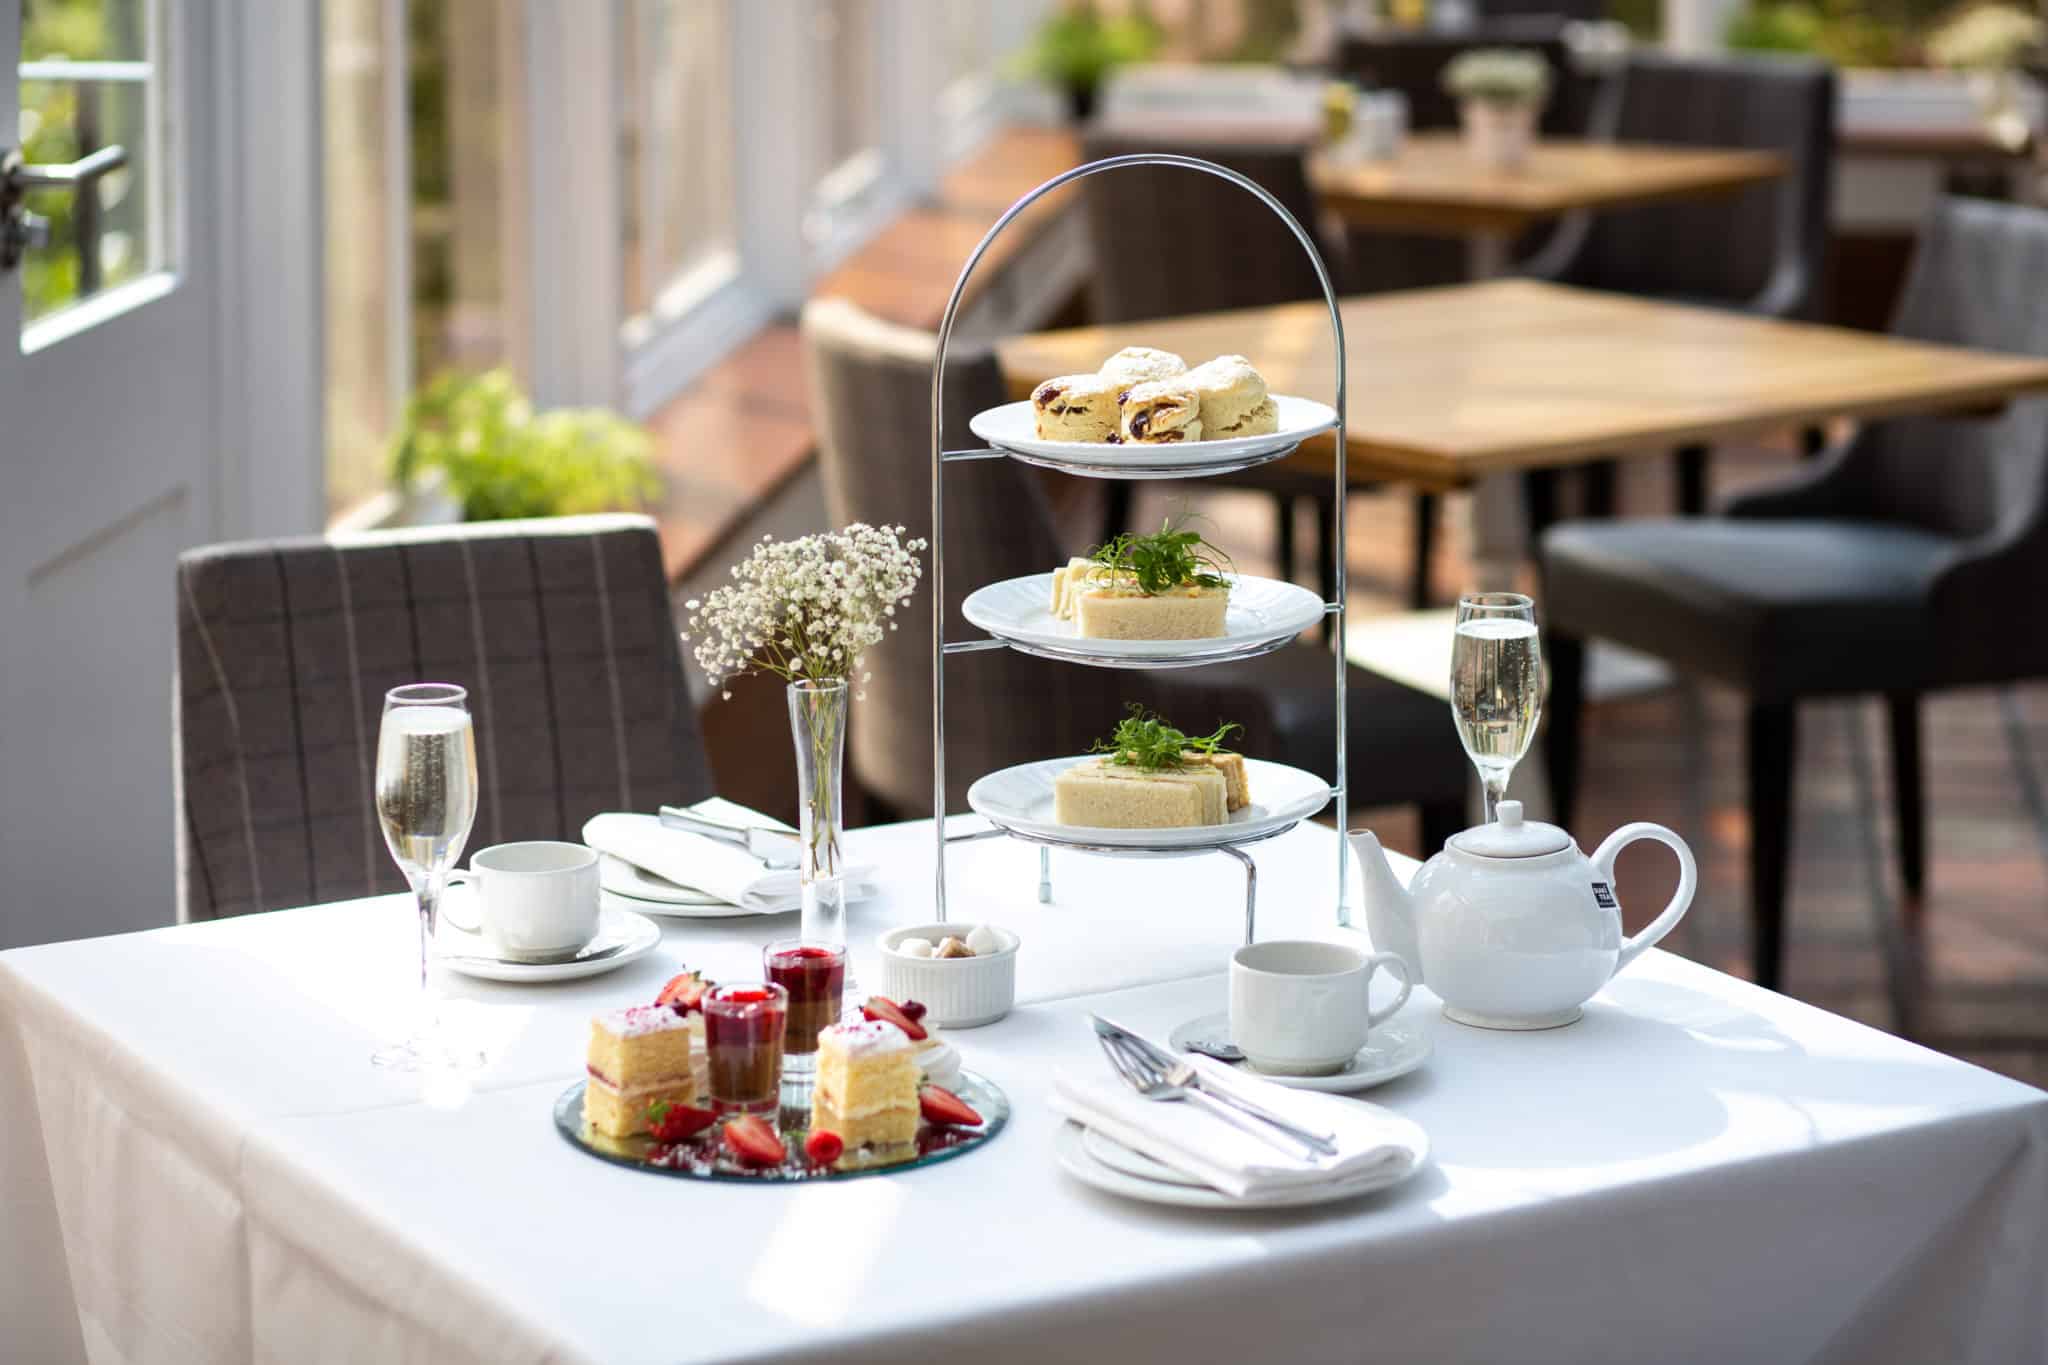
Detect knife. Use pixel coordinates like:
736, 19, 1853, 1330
1099, 1016, 1340, 1154
657, 806, 801, 869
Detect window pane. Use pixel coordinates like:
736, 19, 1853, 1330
619, 0, 738, 330
941, 2, 988, 93
811, 0, 878, 204
17, 0, 164, 329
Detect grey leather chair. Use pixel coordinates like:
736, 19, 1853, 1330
175, 515, 713, 919
802, 297, 1466, 847
1540, 198, 2048, 990
1526, 50, 1837, 516
1078, 128, 1437, 610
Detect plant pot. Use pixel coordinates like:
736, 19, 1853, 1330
1460, 99, 1537, 171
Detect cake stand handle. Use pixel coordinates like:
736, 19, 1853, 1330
1039, 846, 1053, 905
1222, 844, 1259, 946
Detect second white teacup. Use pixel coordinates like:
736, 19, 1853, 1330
1230, 939, 1415, 1076
444, 841, 600, 961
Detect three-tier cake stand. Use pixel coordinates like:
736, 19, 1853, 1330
928, 155, 1351, 943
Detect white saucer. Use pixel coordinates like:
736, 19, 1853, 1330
1167, 1011, 1432, 1093
437, 905, 662, 983
1055, 1121, 1425, 1210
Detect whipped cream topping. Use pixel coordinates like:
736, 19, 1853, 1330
824, 1019, 912, 1057
597, 1004, 692, 1038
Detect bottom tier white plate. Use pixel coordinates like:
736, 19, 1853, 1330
966, 756, 1332, 850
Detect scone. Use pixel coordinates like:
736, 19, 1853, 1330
1185, 355, 1273, 437
1119, 379, 1203, 445
1098, 346, 1188, 387
1032, 373, 1120, 442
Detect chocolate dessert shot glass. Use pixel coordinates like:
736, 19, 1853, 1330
763, 939, 846, 1078
703, 981, 787, 1116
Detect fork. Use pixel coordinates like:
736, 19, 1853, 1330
1113, 1026, 1340, 1156
1095, 1028, 1330, 1163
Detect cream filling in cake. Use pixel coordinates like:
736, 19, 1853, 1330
1053, 758, 1229, 828
1119, 379, 1203, 445
1074, 583, 1229, 640
1033, 373, 1120, 442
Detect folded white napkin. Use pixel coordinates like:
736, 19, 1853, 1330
1052, 1053, 1420, 1199
580, 809, 879, 916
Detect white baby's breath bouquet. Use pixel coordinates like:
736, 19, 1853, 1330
682, 522, 927, 700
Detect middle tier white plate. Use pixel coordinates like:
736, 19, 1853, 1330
960, 572, 1324, 664
967, 756, 1333, 849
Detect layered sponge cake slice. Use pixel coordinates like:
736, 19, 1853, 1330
585, 1005, 699, 1138
812, 1020, 922, 1150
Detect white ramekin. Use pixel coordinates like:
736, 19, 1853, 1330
875, 922, 1019, 1028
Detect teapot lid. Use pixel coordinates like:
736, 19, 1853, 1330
1448, 801, 1572, 858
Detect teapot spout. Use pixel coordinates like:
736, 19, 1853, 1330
1347, 829, 1423, 985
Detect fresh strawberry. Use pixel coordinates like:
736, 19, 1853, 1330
898, 999, 929, 1023
646, 1099, 716, 1144
919, 1084, 982, 1127
804, 1129, 845, 1165
722, 1114, 786, 1166
861, 995, 928, 1041
655, 969, 709, 1015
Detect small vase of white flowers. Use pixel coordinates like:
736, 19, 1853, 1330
681, 523, 927, 946
1443, 48, 1553, 171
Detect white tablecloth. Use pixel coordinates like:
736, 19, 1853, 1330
4, 820, 2044, 1365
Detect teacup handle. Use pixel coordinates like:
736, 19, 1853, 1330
439, 870, 481, 933
1593, 823, 1698, 976
1363, 951, 1414, 1028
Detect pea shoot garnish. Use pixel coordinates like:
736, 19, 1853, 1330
1088, 516, 1233, 597
1091, 704, 1242, 772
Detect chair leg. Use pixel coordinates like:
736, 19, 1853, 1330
1676, 445, 1710, 516
1409, 492, 1437, 609
1801, 425, 1827, 459
1100, 483, 1134, 549
1419, 798, 1464, 856
1523, 468, 1560, 547
1582, 460, 1618, 520
1887, 693, 1926, 900
1747, 700, 1798, 992
1274, 493, 1297, 581
1544, 632, 1586, 832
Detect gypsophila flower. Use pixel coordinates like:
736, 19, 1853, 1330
682, 522, 927, 694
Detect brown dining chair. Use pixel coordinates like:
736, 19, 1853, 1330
1541, 198, 2048, 990
174, 514, 713, 920
801, 296, 1467, 847
1078, 127, 1438, 611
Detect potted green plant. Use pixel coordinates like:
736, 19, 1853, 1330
1442, 48, 1553, 171
390, 369, 660, 522
1014, 2, 1162, 123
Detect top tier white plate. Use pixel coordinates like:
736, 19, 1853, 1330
960, 572, 1324, 668
966, 394, 1337, 480
966, 755, 1332, 850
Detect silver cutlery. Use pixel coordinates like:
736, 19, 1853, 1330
657, 806, 800, 869
1092, 1017, 1338, 1160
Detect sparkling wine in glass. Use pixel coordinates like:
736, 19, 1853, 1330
372, 683, 480, 1070
1450, 593, 1543, 823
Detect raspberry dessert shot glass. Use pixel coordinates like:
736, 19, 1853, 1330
763, 939, 847, 1078
702, 981, 787, 1115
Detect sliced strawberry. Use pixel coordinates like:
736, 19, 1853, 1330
646, 1099, 716, 1144
919, 1084, 982, 1127
861, 995, 928, 1041
655, 969, 709, 1014
898, 999, 929, 1023
722, 1114, 786, 1166
804, 1129, 845, 1165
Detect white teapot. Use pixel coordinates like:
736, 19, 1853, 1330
1348, 802, 1697, 1031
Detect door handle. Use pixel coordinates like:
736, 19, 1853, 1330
2, 144, 130, 272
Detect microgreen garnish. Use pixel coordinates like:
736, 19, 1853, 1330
1091, 703, 1242, 772
1088, 515, 1233, 597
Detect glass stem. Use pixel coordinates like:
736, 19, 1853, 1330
415, 873, 444, 1025
1482, 770, 1511, 824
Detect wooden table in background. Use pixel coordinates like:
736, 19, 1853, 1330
997, 279, 2048, 488
1310, 135, 1787, 277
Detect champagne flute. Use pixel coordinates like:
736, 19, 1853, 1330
371, 683, 480, 1070
1450, 593, 1543, 823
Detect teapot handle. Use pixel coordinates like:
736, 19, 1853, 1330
1590, 823, 1698, 976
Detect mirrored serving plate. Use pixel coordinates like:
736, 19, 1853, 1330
553, 1070, 1009, 1183
966, 756, 1333, 851
959, 573, 1326, 669
965, 395, 1336, 481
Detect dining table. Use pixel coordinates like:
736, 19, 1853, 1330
4, 817, 2044, 1364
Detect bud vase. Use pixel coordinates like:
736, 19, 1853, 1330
787, 679, 849, 949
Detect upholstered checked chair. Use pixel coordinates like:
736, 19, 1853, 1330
801, 297, 1467, 847
175, 514, 712, 920
1541, 198, 2048, 990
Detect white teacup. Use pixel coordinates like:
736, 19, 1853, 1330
1230, 939, 1415, 1076
444, 841, 600, 961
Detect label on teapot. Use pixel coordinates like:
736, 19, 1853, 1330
1591, 881, 1617, 910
